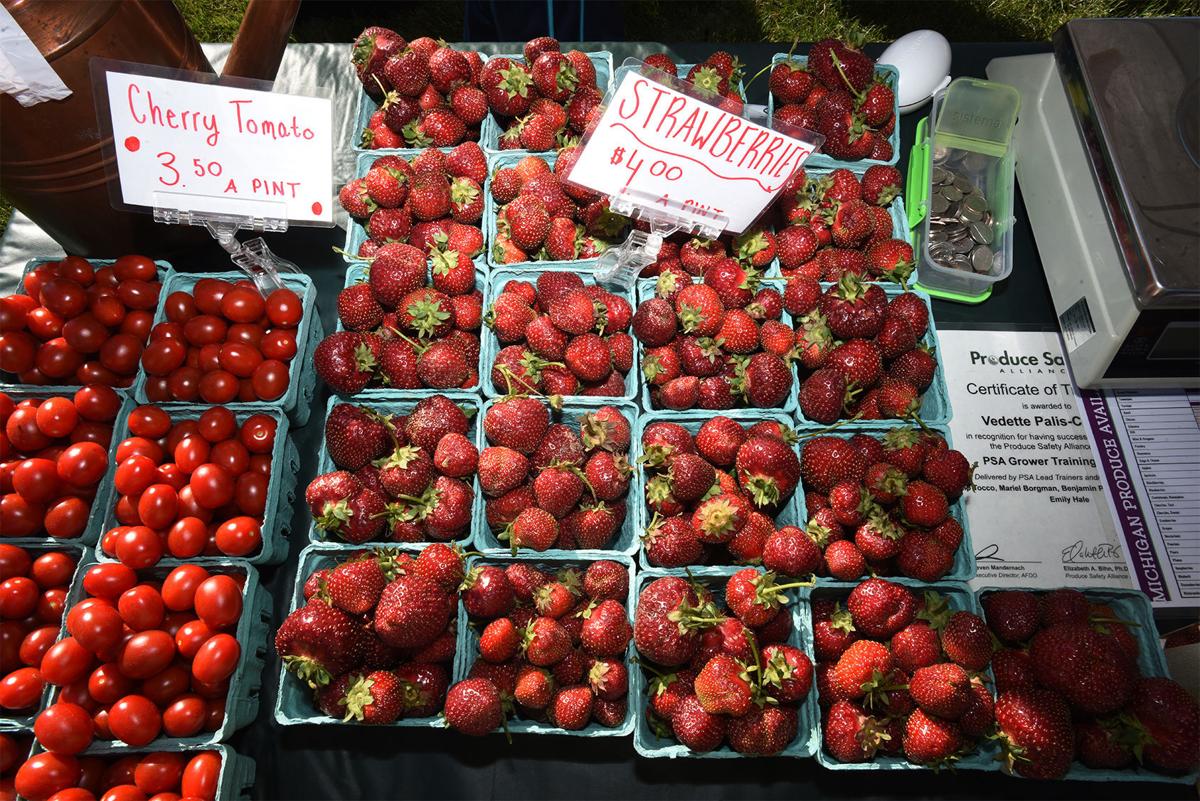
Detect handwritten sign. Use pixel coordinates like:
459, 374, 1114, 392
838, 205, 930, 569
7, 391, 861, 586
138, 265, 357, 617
566, 71, 819, 233
104, 70, 332, 224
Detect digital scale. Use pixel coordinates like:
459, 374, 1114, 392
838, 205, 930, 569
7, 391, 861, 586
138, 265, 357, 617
987, 17, 1200, 389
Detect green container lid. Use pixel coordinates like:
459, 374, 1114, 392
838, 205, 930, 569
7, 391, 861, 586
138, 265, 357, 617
933, 78, 1021, 158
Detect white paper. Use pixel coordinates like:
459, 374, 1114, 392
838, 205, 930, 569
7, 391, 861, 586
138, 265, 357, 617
937, 329, 1133, 591
1078, 388, 1200, 607
567, 71, 818, 233
0, 5, 71, 107
104, 70, 332, 224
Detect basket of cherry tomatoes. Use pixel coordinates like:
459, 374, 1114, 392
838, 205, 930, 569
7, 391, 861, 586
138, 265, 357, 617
133, 272, 322, 428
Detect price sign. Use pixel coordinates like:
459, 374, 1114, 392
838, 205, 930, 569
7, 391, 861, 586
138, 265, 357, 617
103, 69, 333, 224
566, 71, 820, 233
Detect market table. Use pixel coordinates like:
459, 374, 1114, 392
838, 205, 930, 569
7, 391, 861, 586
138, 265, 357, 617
1, 39, 1188, 801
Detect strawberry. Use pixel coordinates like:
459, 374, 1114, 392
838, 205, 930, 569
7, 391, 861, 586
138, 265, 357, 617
658, 375, 700, 410
824, 540, 866, 580
995, 689, 1074, 779
809, 39, 875, 94
733, 229, 777, 270
1127, 677, 1200, 773
483, 396, 549, 455
580, 599, 632, 657
798, 368, 850, 424
783, 276, 821, 316
642, 53, 677, 76
315, 331, 377, 394
823, 700, 887, 762
694, 416, 745, 467
505, 507, 558, 553
831, 639, 894, 703
694, 653, 753, 716
739, 352, 793, 409
899, 480, 949, 528
325, 404, 390, 471
373, 573, 454, 650
722, 311, 764, 354
770, 59, 814, 104
903, 708, 962, 766
673, 283, 725, 336
364, 163, 409, 209
524, 616, 572, 665
940, 610, 992, 672
275, 600, 366, 687
444, 678, 504, 736
762, 526, 822, 577
885, 292, 929, 337
341, 670, 406, 724
865, 238, 914, 281
981, 590, 1040, 645
858, 164, 901, 206
582, 560, 627, 601
671, 694, 726, 752
642, 514, 703, 567
735, 435, 800, 507
877, 377, 920, 419
548, 290, 597, 335
325, 554, 390, 615
831, 200, 874, 248
922, 450, 974, 500
800, 435, 867, 494
847, 577, 916, 638
727, 705, 799, 756
858, 82, 895, 128
909, 662, 970, 719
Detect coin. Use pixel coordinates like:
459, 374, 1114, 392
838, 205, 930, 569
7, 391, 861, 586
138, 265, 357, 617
951, 254, 972, 271
930, 227, 947, 242
962, 194, 988, 216
963, 152, 990, 172
953, 175, 974, 193
932, 146, 950, 164
944, 200, 961, 218
969, 222, 993, 244
951, 237, 974, 254
941, 185, 963, 202
930, 194, 948, 214
972, 245, 994, 273
931, 166, 948, 185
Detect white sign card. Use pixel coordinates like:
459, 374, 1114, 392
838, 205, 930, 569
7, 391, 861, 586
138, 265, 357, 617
104, 69, 333, 224
566, 70, 820, 234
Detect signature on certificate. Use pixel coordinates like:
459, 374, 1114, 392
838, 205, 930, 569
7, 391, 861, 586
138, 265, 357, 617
1061, 540, 1121, 563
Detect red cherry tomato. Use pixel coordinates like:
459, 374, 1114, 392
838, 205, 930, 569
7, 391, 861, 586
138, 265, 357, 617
0, 293, 38, 330
100, 784, 146, 801
19, 625, 59, 666
0, 575, 39, 617
196, 408, 236, 443
225, 323, 264, 348
1, 492, 44, 536
117, 585, 165, 631
34, 701, 95, 754
140, 663, 190, 707
0, 543, 32, 578
192, 575, 242, 630
161, 694, 205, 737
165, 517, 207, 559
74, 385, 121, 422
98, 334, 143, 376
213, 517, 261, 558
163, 291, 197, 323
15, 750, 81, 801
113, 255, 158, 282
115, 436, 162, 465
0, 330, 39, 373
59, 256, 95, 286
172, 437, 210, 474
188, 465, 233, 510
56, 441, 108, 489
155, 463, 187, 492
37, 587, 68, 623
66, 598, 124, 652
114, 527, 163, 570
259, 328, 297, 361
116, 280, 160, 311
182, 315, 227, 348
128, 406, 171, 439
107, 694, 162, 746
45, 496, 90, 539
82, 563, 137, 600
266, 287, 303, 327
114, 455, 159, 497
219, 286, 265, 324
119, 310, 154, 341
37, 338, 85, 379
216, 343, 261, 378
208, 440, 249, 477
0, 666, 45, 710
180, 751, 220, 801
234, 472, 268, 517
61, 314, 109, 354
192, 279, 231, 316
35, 396, 79, 437
40, 636, 94, 686
197, 371, 238, 404
239, 414, 276, 454
133, 752, 185, 796
203, 695, 226, 731
13, 458, 60, 504
251, 359, 289, 401
141, 339, 186, 376
91, 293, 127, 328
69, 419, 114, 448
160, 565, 210, 612
196, 343, 222, 372
174, 619, 214, 660
174, 489, 211, 526
136, 485, 178, 530
165, 366, 202, 402
118, 630, 175, 679
40, 278, 88, 318
100, 754, 140, 790
88, 661, 135, 705
7, 404, 50, 449
191, 634, 239, 684
26, 306, 66, 339
30, 550, 75, 587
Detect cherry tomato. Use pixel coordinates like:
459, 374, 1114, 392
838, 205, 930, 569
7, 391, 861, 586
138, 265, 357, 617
0, 666, 44, 710
57, 441, 108, 488
40, 278, 88, 318
143, 377, 170, 403
114, 495, 142, 526
15, 751, 81, 801
99, 334, 143, 376
160, 565, 209, 612
239, 414, 276, 454
0, 293, 38, 330
26, 306, 66, 339
196, 343, 222, 372
13, 458, 60, 504
234, 378, 256, 403
133, 752, 184, 796
191, 634, 239, 684
74, 385, 121, 422
1, 492, 44, 536
108, 694, 161, 746
203, 695, 225, 731
225, 322, 264, 348
251, 359, 289, 401
101, 755, 140, 790
216, 343, 261, 378
114, 527, 163, 570
113, 255, 158, 282
100, 784, 146, 801
165, 518, 207, 559
19, 625, 59, 666
66, 598, 123, 652
173, 619, 213, 661
0, 730, 21, 772
36, 587, 67, 623
34, 397, 78, 438
128, 406, 171, 439
7, 404, 50, 450
82, 563, 137, 600
140, 663, 190, 707
118, 630, 175, 679
40, 636, 94, 685
61, 314, 109, 354
58, 677, 97, 713
34, 701, 94, 754
114, 455, 159, 497
219, 286, 265, 324
165, 366, 202, 402
192, 410, 233, 447
45, 496, 90, 538
213, 517, 260, 557
196, 371, 238, 404
0, 330, 38, 373
192, 280, 231, 316
91, 294, 127, 328
117, 436, 163, 463
266, 287, 303, 327
163, 291, 197, 323
140, 340, 185, 376
161, 694, 205, 737
0, 618, 21, 666
37, 338, 85, 379
188, 465, 233, 510
192, 575, 242, 630
88, 662, 135, 705
30, 550, 75, 588
117, 585, 164, 631
172, 437, 210, 474
259, 328, 297, 361
69, 420, 114, 448
180, 751, 220, 801
116, 280, 160, 311
0, 544, 31, 579
0, 575, 38, 617
119, 311, 153, 341
161, 610, 193, 639
234, 472, 267, 517
182, 315, 226, 347
136, 485, 178, 530
208, 440, 249, 477
154, 463, 187, 492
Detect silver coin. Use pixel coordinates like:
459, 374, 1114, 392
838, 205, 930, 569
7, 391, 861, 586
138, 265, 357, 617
941, 185, 963, 202
932, 146, 950, 164
969, 222, 993, 244
930, 227, 947, 242
963, 152, 990, 172
953, 176, 974, 193
951, 254, 972, 271
930, 194, 948, 215
951, 237, 974, 254
931, 166, 948, 185
944, 200, 961, 218
962, 194, 988, 216
959, 206, 982, 223
972, 245, 994, 272
930, 242, 952, 258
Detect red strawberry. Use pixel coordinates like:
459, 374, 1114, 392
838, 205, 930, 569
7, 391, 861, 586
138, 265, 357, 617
865, 238, 914, 282
860, 164, 902, 206
824, 700, 888, 762
274, 600, 366, 686
763, 526, 822, 577
859, 82, 895, 127
830, 639, 894, 703
847, 577, 916, 638
909, 662, 970, 719
1127, 676, 1200, 773
444, 678, 504, 736
940, 611, 992, 671
315, 331, 377, 394
727, 704, 799, 756
995, 689, 1074, 779
694, 654, 753, 716
903, 708, 962, 766
798, 368, 850, 424
981, 590, 1040, 645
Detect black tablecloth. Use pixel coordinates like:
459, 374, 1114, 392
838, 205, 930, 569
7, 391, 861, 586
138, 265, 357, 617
155, 41, 1187, 801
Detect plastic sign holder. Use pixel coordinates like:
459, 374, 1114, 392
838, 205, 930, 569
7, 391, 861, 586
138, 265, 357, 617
566, 59, 823, 289
91, 59, 334, 292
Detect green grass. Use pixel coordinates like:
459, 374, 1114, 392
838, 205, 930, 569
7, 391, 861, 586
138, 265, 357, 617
4, 0, 1198, 241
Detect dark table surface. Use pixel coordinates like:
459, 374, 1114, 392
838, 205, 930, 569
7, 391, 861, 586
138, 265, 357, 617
155, 41, 1189, 801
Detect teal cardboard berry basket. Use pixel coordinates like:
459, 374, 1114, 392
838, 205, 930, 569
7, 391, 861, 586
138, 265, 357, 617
790, 420, 975, 583
0, 387, 133, 547
308, 392, 484, 548
610, 62, 748, 103
95, 404, 299, 566
632, 409, 805, 571
473, 396, 641, 556
793, 285, 951, 427
976, 585, 1196, 785
766, 53, 900, 174
45, 556, 270, 752
481, 266, 639, 402
455, 551, 636, 737
630, 565, 819, 758
0, 258, 172, 396
633, 277, 801, 416
480, 51, 613, 156
274, 542, 462, 728
0, 539, 90, 732
131, 270, 322, 428
329, 261, 486, 405
811, 578, 999, 773
352, 91, 487, 158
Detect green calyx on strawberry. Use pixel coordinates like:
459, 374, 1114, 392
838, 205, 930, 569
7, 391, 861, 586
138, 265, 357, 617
689, 65, 725, 96
664, 596, 727, 634
498, 64, 533, 98
655, 271, 681, 300
404, 296, 451, 339
401, 120, 433, 148
829, 605, 855, 634
805, 518, 835, 549
916, 590, 952, 630
857, 667, 907, 712
316, 499, 353, 533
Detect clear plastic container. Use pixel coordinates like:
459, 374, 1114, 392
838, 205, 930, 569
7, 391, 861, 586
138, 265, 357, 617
909, 78, 1020, 303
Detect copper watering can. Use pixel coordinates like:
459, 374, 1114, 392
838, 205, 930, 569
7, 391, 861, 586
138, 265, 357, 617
1, 0, 301, 258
